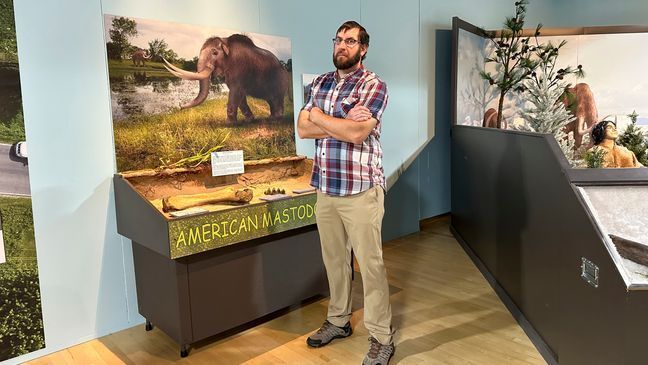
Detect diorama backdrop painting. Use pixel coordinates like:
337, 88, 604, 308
457, 29, 648, 134
302, 73, 319, 107
0, 0, 46, 360
104, 15, 295, 172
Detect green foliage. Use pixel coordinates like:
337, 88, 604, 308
182, 57, 199, 71
114, 96, 296, 171
584, 147, 606, 168
0, 196, 36, 259
147, 38, 180, 63
480, 0, 542, 128
618, 110, 648, 166
107, 59, 174, 77
0, 196, 44, 360
0, 0, 18, 63
0, 263, 45, 360
105, 41, 121, 60
160, 132, 230, 168
107, 17, 137, 60
0, 111, 25, 143
0, 111, 25, 142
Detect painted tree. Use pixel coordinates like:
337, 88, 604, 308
480, 0, 541, 128
462, 58, 499, 124
147, 38, 169, 62
106, 17, 137, 60
618, 110, 648, 166
518, 40, 584, 165
147, 38, 180, 63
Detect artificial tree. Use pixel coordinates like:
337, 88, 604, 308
518, 39, 584, 164
480, 0, 541, 129
619, 110, 648, 166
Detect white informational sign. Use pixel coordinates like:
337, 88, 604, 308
0, 229, 5, 264
211, 150, 245, 177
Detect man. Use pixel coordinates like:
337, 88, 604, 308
297, 21, 394, 365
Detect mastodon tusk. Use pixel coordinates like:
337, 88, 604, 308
162, 64, 189, 79
163, 58, 212, 80
162, 58, 184, 73
181, 78, 211, 109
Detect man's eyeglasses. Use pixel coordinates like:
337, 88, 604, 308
332, 37, 360, 47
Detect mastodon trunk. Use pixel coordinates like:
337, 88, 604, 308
181, 78, 211, 109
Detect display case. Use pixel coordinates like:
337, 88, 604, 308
104, 14, 329, 357
450, 17, 648, 365
113, 157, 328, 358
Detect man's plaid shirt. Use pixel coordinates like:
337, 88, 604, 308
303, 67, 388, 196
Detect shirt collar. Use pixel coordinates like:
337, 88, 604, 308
335, 65, 365, 83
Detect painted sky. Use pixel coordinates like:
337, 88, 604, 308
542, 33, 648, 120
103, 15, 292, 62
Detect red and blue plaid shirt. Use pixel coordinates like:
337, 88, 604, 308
303, 67, 388, 196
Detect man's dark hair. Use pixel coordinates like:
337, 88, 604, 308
337, 20, 369, 61
591, 120, 615, 145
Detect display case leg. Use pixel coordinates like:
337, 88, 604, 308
180, 344, 190, 358
145, 320, 153, 331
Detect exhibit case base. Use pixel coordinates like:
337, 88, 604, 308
131, 226, 327, 357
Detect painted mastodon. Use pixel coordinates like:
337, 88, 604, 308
164, 34, 290, 122
562, 82, 598, 148
131, 48, 151, 67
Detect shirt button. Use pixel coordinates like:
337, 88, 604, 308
322, 170, 326, 174
322, 152, 325, 156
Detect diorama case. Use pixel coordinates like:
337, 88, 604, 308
451, 17, 648, 365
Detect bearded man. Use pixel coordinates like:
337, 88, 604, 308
297, 20, 395, 365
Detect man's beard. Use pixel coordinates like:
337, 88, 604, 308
333, 49, 362, 70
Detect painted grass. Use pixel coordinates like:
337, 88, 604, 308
114, 96, 296, 171
108, 59, 175, 78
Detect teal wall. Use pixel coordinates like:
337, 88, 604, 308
551, 0, 648, 26
1, 0, 602, 363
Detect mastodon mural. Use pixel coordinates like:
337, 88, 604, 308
163, 34, 290, 123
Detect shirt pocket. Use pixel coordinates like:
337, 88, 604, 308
340, 96, 358, 116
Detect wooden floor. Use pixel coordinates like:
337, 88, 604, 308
27, 217, 546, 365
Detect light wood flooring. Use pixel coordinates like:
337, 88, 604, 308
26, 216, 546, 365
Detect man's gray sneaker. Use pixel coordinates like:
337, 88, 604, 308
362, 336, 395, 365
306, 320, 352, 348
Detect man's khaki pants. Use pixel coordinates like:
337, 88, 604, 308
316, 186, 393, 345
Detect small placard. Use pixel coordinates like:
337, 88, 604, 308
211, 150, 244, 177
